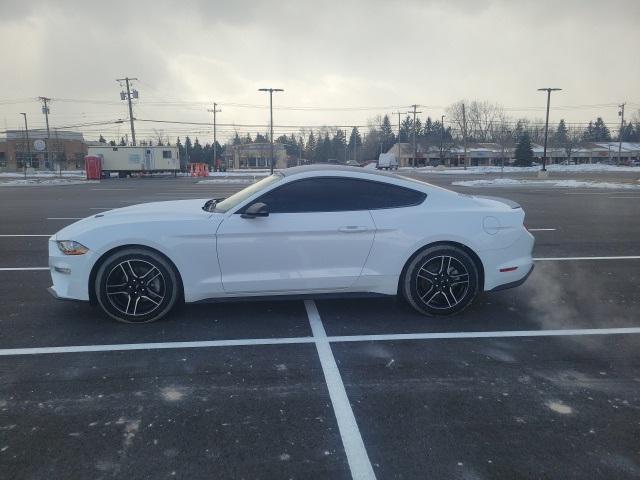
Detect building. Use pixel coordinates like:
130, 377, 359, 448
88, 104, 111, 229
0, 129, 87, 172
226, 143, 288, 169
386, 141, 640, 167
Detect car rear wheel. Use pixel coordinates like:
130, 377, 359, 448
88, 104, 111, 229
402, 245, 479, 316
95, 248, 180, 323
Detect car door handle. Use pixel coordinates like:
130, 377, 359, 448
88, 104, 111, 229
338, 226, 370, 233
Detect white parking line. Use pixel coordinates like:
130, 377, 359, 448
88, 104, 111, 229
305, 300, 376, 480
47, 218, 83, 220
88, 207, 116, 210
534, 256, 640, 261
608, 196, 640, 199
0, 267, 49, 271
0, 234, 51, 237
528, 228, 556, 231
1, 326, 640, 356
90, 188, 133, 191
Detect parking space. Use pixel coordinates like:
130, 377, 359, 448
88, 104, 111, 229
1, 174, 639, 479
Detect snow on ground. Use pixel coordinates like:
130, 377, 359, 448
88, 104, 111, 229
0, 170, 86, 178
0, 179, 99, 187
401, 164, 640, 174
196, 178, 255, 184
452, 178, 640, 189
207, 170, 271, 177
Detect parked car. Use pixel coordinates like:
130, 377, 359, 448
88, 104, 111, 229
49, 165, 534, 323
345, 160, 361, 167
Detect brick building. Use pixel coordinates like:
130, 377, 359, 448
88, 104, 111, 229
0, 129, 87, 172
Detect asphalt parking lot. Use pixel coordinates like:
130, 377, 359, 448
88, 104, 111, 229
1, 173, 639, 479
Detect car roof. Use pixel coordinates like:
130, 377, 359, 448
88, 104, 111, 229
282, 164, 398, 179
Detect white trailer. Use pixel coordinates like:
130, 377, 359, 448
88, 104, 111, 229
88, 145, 180, 177
377, 152, 398, 170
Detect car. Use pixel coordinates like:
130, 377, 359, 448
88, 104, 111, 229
48, 165, 535, 323
345, 160, 361, 167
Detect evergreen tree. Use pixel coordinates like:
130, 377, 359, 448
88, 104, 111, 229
184, 136, 193, 163
243, 133, 253, 144
593, 117, 611, 141
119, 137, 126, 146
400, 116, 412, 143
98, 135, 106, 143
514, 132, 534, 167
232, 132, 242, 145
191, 138, 204, 164
108, 140, 116, 146
380, 115, 395, 152
306, 131, 316, 161
348, 127, 363, 162
553, 119, 568, 147
331, 129, 347, 162
414, 118, 423, 138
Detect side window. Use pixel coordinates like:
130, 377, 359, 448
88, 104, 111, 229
247, 177, 425, 213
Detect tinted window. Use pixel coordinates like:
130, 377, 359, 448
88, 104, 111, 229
246, 177, 425, 213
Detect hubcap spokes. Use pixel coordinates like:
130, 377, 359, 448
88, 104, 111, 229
416, 255, 470, 310
106, 260, 165, 317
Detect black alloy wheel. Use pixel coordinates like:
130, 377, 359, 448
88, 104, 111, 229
403, 245, 479, 316
95, 248, 180, 323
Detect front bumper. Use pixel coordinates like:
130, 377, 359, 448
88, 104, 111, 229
48, 239, 93, 301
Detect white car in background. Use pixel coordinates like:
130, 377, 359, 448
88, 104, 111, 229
49, 165, 534, 323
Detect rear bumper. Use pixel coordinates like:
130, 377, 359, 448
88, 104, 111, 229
489, 263, 534, 291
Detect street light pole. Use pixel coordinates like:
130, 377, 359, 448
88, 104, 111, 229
208, 102, 222, 170
258, 88, 284, 174
20, 113, 31, 178
538, 87, 562, 172
440, 114, 446, 165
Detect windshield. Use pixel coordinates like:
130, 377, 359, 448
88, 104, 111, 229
213, 173, 283, 213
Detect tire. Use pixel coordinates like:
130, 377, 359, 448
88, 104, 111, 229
402, 245, 479, 316
94, 248, 180, 323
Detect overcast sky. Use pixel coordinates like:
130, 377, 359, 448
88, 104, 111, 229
1, 0, 638, 142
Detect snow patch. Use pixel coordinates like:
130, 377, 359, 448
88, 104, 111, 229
452, 178, 640, 189
0, 179, 98, 187
196, 178, 255, 184
546, 401, 573, 415
403, 164, 640, 174
160, 387, 186, 402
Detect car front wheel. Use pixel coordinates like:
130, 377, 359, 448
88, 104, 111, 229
402, 245, 479, 316
94, 248, 180, 323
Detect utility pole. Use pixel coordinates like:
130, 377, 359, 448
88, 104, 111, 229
618, 103, 626, 166
537, 87, 562, 172
258, 88, 284, 174
461, 103, 468, 170
20, 113, 31, 178
440, 114, 446, 165
117, 77, 139, 146
39, 97, 51, 169
208, 102, 222, 170
410, 104, 422, 167
392, 111, 402, 166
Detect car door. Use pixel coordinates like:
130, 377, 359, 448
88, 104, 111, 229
216, 177, 376, 293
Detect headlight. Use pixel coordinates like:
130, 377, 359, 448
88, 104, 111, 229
57, 240, 89, 255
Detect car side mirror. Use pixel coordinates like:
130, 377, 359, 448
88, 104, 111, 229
241, 202, 269, 219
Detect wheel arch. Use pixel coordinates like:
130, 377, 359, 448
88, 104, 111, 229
88, 244, 184, 305
397, 241, 485, 295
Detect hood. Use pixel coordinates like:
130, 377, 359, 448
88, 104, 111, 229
54, 199, 219, 241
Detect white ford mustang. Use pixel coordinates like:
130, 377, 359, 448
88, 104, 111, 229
49, 165, 534, 323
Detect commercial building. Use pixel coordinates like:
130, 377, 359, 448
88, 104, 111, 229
226, 143, 288, 169
386, 141, 640, 167
0, 129, 87, 172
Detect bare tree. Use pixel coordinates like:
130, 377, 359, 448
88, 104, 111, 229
446, 100, 505, 142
